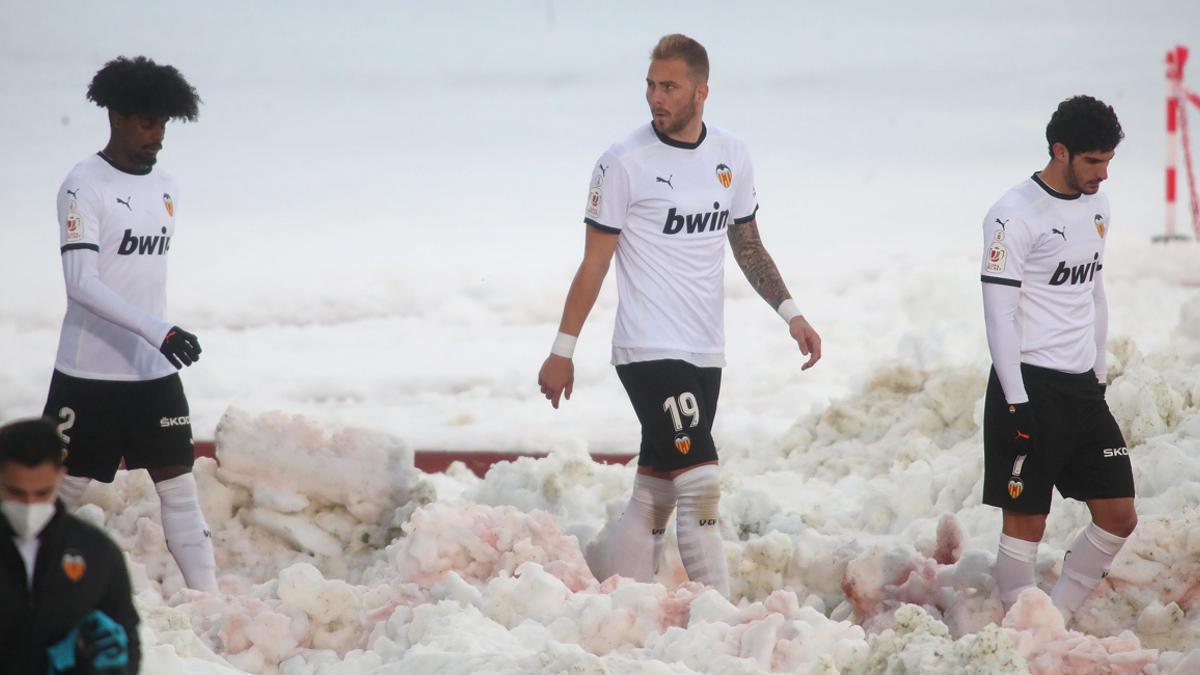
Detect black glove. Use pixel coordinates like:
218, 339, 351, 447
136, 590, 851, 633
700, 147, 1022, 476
160, 326, 202, 369
1004, 402, 1037, 455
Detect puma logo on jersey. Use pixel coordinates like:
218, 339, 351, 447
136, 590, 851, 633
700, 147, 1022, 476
662, 202, 729, 235
116, 196, 133, 211
656, 174, 674, 189
598, 164, 607, 176
118, 227, 171, 256
995, 218, 1008, 228
1103, 447, 1129, 458
1052, 226, 1066, 240
66, 189, 79, 199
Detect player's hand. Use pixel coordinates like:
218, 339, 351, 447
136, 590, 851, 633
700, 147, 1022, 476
538, 354, 574, 409
160, 326, 202, 369
788, 316, 822, 370
1004, 402, 1037, 455
77, 610, 130, 671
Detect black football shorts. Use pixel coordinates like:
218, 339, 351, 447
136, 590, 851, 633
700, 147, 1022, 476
43, 369, 195, 482
616, 359, 722, 472
983, 364, 1134, 514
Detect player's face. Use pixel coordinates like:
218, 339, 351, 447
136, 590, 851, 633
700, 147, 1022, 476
646, 58, 707, 136
1064, 150, 1114, 195
0, 461, 63, 504
115, 113, 168, 167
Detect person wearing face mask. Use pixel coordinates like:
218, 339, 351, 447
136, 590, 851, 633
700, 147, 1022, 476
0, 417, 140, 674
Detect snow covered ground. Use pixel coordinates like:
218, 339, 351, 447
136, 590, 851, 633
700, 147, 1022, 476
3, 1, 1200, 673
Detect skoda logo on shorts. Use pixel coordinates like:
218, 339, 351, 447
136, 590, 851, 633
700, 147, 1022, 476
674, 433, 692, 455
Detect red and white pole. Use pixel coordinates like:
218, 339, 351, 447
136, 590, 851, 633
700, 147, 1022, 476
1161, 46, 1186, 241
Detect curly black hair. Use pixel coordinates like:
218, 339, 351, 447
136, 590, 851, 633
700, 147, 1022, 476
1045, 95, 1123, 158
86, 55, 201, 121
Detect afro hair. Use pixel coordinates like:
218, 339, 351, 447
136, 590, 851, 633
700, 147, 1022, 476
86, 55, 201, 121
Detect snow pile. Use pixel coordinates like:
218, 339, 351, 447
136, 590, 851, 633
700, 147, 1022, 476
61, 291, 1200, 674
208, 408, 435, 583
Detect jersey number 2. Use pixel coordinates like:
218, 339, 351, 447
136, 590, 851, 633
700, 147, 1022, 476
663, 393, 700, 432
56, 407, 76, 444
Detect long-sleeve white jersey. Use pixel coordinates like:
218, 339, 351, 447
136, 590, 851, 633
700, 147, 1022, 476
980, 173, 1110, 403
54, 153, 179, 381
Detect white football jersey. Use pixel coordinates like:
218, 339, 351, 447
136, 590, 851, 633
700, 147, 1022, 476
54, 153, 179, 381
584, 123, 758, 367
980, 173, 1111, 374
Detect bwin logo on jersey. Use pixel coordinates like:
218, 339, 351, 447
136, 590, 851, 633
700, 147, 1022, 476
118, 227, 171, 256
663, 201, 729, 235
1049, 252, 1100, 286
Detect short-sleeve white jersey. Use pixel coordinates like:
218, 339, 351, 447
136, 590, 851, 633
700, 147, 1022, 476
583, 123, 758, 368
54, 153, 179, 381
980, 173, 1111, 374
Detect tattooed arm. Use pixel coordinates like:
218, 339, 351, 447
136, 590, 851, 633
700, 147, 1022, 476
728, 218, 823, 369
727, 218, 790, 309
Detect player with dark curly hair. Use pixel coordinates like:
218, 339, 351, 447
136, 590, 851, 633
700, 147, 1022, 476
45, 56, 217, 591
979, 95, 1133, 622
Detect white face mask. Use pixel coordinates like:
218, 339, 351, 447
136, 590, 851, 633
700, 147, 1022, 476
2, 500, 56, 541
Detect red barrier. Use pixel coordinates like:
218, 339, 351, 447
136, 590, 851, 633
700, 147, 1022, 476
192, 441, 635, 478
1162, 45, 1200, 241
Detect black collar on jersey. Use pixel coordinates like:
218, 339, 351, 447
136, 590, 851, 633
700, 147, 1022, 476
652, 121, 707, 150
1031, 172, 1081, 200
97, 152, 152, 176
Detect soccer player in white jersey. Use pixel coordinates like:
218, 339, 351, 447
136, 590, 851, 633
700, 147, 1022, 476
43, 56, 217, 591
980, 95, 1135, 622
538, 34, 822, 596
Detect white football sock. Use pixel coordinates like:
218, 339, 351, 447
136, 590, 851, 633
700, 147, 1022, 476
58, 475, 92, 512
156, 473, 217, 591
996, 533, 1039, 612
1050, 522, 1126, 620
674, 465, 729, 596
608, 473, 675, 582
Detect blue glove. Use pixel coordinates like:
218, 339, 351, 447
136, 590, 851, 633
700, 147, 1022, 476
46, 610, 129, 674
46, 626, 79, 674
78, 610, 129, 671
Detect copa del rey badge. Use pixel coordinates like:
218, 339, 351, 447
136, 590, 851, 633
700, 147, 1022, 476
986, 242, 1007, 273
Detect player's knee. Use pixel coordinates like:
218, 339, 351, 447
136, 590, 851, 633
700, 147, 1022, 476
673, 464, 721, 524
1003, 513, 1047, 542
1097, 511, 1137, 538
148, 465, 192, 484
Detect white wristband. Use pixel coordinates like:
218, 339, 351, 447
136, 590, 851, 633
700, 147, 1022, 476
550, 332, 577, 359
776, 299, 802, 324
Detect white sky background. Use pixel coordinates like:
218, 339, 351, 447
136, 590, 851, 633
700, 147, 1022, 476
1, 1, 1198, 452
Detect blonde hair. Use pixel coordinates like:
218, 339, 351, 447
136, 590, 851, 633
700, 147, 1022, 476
651, 34, 709, 84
